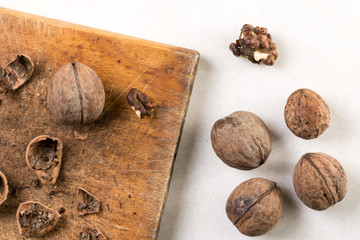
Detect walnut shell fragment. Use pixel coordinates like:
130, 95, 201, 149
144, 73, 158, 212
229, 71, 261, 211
0, 54, 34, 90
226, 178, 282, 236
0, 170, 9, 206
79, 223, 107, 240
47, 62, 105, 124
211, 111, 272, 170
285, 88, 330, 139
293, 153, 347, 210
16, 201, 61, 238
26, 135, 63, 184
77, 187, 101, 216
229, 24, 278, 65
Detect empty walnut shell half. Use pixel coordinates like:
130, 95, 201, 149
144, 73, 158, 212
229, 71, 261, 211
16, 201, 61, 238
77, 187, 101, 216
25, 135, 63, 184
284, 88, 330, 139
47, 62, 105, 124
79, 223, 107, 240
0, 54, 34, 91
0, 170, 9, 206
293, 153, 347, 211
226, 178, 282, 236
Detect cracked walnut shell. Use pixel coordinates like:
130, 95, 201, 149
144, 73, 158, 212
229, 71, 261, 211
0, 170, 9, 206
16, 201, 61, 238
26, 135, 63, 184
293, 153, 347, 211
47, 62, 105, 124
211, 111, 272, 170
226, 178, 282, 236
229, 24, 278, 65
285, 88, 330, 139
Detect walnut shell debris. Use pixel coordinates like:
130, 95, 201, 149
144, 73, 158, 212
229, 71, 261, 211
25, 135, 63, 184
79, 223, 107, 240
229, 24, 278, 65
293, 153, 347, 211
211, 111, 272, 170
226, 178, 282, 236
47, 62, 105, 124
77, 187, 101, 216
285, 88, 330, 139
0, 54, 34, 91
16, 201, 61, 238
0, 170, 9, 206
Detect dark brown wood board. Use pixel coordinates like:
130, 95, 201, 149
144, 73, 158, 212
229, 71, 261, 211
0, 7, 199, 239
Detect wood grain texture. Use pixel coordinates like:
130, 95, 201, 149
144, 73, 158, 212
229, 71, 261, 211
0, 8, 199, 240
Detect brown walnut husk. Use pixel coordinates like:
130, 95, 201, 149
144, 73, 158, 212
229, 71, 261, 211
0, 170, 9, 206
226, 178, 282, 237
229, 24, 279, 65
79, 223, 107, 240
16, 201, 61, 238
0, 54, 34, 91
293, 153, 347, 211
25, 135, 63, 184
284, 88, 330, 139
211, 111, 272, 170
77, 187, 101, 216
47, 62, 105, 124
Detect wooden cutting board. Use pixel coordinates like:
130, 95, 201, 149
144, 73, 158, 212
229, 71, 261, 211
0, 8, 199, 239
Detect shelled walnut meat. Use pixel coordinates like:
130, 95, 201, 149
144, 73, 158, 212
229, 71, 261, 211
0, 170, 9, 206
16, 201, 61, 238
47, 62, 105, 124
229, 24, 278, 65
285, 88, 330, 139
293, 153, 347, 211
127, 88, 156, 118
25, 135, 63, 184
211, 111, 272, 170
226, 178, 282, 237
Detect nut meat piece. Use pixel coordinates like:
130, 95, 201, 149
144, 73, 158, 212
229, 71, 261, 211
16, 201, 61, 238
0, 54, 34, 90
47, 62, 105, 124
226, 178, 282, 236
284, 88, 330, 139
79, 223, 107, 240
211, 111, 272, 170
127, 88, 156, 118
77, 187, 101, 216
293, 153, 347, 210
0, 170, 9, 206
25, 135, 63, 184
229, 24, 278, 65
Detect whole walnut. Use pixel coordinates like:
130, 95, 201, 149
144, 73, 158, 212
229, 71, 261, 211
293, 153, 347, 211
47, 62, 105, 124
226, 178, 282, 237
284, 88, 330, 139
211, 111, 272, 170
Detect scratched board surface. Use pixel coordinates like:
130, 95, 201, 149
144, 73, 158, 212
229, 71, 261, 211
0, 8, 199, 239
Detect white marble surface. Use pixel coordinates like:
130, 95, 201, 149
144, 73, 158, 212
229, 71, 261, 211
1, 1, 360, 239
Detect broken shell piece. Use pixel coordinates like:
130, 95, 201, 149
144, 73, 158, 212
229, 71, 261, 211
16, 201, 61, 238
26, 135, 63, 184
0, 54, 34, 90
77, 187, 101, 216
79, 223, 107, 240
0, 170, 9, 206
